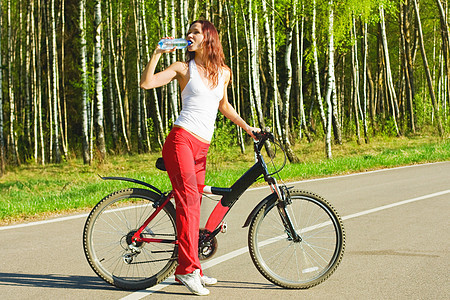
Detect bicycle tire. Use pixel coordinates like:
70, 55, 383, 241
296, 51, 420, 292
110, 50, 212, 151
248, 189, 345, 289
83, 188, 178, 290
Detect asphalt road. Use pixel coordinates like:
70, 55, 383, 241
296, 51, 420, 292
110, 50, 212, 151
1, 161, 449, 299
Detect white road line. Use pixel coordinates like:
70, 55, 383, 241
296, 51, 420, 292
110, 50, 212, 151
119, 188, 450, 300
0, 213, 90, 231
1, 161, 447, 231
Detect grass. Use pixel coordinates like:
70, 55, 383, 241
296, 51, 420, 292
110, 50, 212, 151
0, 135, 449, 225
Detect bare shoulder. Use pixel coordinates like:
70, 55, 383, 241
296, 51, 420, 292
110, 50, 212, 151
170, 61, 189, 80
221, 66, 231, 84
171, 61, 188, 73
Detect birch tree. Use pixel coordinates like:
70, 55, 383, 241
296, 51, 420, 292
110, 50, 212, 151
262, 0, 282, 137
435, 0, 450, 114
50, 0, 62, 163
94, 0, 107, 160
379, 4, 400, 136
324, 0, 336, 158
133, 0, 144, 151
294, 2, 311, 142
225, 1, 245, 153
60, 0, 68, 159
108, 0, 131, 152
37, 0, 45, 165
8, 0, 19, 165
400, 1, 416, 133
168, 0, 179, 120
413, 0, 444, 136
80, 0, 90, 164
351, 15, 362, 144
247, 0, 266, 130
312, 0, 327, 133
280, 3, 300, 163
241, 4, 257, 126
0, 1, 4, 175
30, 0, 39, 162
362, 20, 369, 142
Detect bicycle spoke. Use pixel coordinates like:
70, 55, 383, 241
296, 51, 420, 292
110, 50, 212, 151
248, 191, 344, 288
84, 189, 178, 289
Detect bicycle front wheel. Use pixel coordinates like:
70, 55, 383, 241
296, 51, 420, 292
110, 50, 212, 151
248, 190, 345, 289
83, 188, 178, 290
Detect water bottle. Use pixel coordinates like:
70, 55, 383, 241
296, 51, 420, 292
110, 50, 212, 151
158, 38, 192, 50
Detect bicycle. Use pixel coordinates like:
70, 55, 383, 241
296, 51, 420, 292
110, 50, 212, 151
83, 129, 345, 290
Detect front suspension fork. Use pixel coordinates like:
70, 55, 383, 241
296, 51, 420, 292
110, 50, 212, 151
270, 181, 302, 243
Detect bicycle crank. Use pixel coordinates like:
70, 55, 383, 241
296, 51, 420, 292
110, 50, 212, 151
198, 228, 218, 260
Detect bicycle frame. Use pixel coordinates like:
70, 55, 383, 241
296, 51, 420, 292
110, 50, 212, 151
101, 135, 299, 247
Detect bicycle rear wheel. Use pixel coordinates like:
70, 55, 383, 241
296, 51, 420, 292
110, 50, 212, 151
248, 190, 345, 289
83, 188, 177, 290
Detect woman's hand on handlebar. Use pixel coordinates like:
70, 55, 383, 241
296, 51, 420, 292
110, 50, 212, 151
252, 127, 275, 142
246, 126, 260, 140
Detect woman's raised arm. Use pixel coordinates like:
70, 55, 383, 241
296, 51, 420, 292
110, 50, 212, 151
140, 47, 182, 90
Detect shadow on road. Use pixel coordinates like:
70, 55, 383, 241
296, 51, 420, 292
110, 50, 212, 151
151, 279, 280, 296
0, 272, 116, 291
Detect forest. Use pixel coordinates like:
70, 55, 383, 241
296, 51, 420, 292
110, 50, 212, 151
0, 0, 449, 176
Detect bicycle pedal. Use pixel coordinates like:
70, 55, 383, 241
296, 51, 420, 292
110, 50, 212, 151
220, 222, 227, 233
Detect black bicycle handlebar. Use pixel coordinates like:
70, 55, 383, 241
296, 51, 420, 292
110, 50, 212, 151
253, 128, 274, 152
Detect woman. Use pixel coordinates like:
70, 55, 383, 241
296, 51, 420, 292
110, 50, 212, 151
140, 20, 258, 296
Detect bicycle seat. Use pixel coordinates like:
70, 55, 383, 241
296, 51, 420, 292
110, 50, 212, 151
155, 157, 167, 171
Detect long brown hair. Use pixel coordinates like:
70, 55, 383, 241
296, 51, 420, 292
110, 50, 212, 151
186, 20, 230, 88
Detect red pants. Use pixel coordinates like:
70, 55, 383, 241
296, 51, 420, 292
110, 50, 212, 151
162, 127, 209, 276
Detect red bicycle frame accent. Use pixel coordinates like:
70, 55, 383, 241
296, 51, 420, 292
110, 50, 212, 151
132, 192, 178, 244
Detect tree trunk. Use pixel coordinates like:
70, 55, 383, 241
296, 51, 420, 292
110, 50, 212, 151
247, 0, 265, 130
294, 3, 312, 143
241, 4, 257, 126
281, 6, 300, 163
362, 20, 370, 143
94, 0, 107, 161
133, 0, 143, 151
25, 3, 32, 154
140, 0, 151, 152
168, 0, 179, 121
106, 1, 117, 148
324, 0, 335, 158
50, 0, 61, 163
107, 0, 131, 153
262, 0, 282, 137
413, 0, 444, 135
37, 0, 45, 165
225, 2, 245, 153
400, 1, 416, 133
7, 0, 19, 165
118, 1, 130, 142
379, 5, 401, 136
351, 15, 361, 144
435, 0, 450, 116
80, 0, 90, 164
312, 0, 327, 134
30, 0, 38, 163
60, 0, 68, 159
0, 1, 4, 175
141, 0, 164, 149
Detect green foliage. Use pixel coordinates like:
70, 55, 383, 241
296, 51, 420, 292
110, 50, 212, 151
210, 117, 238, 152
0, 0, 449, 168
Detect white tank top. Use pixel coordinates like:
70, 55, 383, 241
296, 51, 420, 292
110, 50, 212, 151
174, 60, 225, 142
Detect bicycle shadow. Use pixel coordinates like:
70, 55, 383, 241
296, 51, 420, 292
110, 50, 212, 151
152, 279, 280, 296
0, 272, 115, 291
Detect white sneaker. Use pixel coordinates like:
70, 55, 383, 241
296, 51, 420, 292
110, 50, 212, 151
201, 274, 217, 286
175, 269, 210, 296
